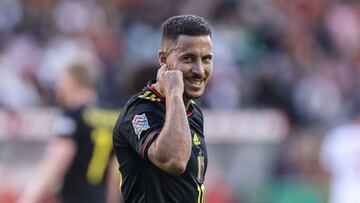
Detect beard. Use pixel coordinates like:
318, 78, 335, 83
183, 88, 204, 100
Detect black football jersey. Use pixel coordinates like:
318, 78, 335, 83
56, 106, 119, 203
113, 80, 207, 203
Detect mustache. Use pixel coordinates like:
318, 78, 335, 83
189, 72, 205, 80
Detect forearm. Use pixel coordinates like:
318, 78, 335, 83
17, 139, 76, 203
107, 157, 123, 203
149, 94, 191, 173
19, 160, 61, 203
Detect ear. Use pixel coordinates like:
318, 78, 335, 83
158, 50, 167, 66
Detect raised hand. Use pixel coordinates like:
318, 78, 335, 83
156, 64, 184, 98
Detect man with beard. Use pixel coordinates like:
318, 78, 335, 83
113, 15, 213, 203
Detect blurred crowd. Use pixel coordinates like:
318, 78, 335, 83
1, 0, 360, 202
0, 0, 360, 127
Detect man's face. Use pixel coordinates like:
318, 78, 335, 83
56, 71, 77, 108
164, 35, 213, 100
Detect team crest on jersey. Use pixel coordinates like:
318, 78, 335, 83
193, 133, 201, 145
132, 113, 150, 139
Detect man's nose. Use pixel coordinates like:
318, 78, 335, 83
192, 61, 205, 78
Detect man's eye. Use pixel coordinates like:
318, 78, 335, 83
203, 57, 212, 63
183, 57, 192, 62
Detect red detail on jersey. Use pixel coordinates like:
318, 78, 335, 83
147, 84, 165, 101
187, 108, 194, 117
140, 130, 159, 159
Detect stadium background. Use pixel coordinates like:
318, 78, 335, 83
0, 0, 359, 202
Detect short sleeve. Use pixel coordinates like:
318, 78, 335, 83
52, 114, 77, 138
118, 105, 164, 160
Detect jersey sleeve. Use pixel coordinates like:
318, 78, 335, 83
51, 113, 77, 139
117, 103, 164, 160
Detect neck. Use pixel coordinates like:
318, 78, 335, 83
68, 89, 96, 109
183, 97, 191, 109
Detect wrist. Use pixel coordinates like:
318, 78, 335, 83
166, 91, 183, 100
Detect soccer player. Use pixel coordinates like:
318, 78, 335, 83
320, 115, 360, 203
17, 62, 121, 203
113, 15, 213, 203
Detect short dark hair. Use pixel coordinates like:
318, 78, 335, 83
161, 15, 212, 50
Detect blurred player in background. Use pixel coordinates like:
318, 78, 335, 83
113, 15, 213, 203
320, 114, 360, 203
17, 61, 121, 203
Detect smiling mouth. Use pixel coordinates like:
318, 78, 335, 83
186, 79, 204, 87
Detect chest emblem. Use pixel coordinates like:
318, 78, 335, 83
132, 113, 150, 139
193, 133, 201, 145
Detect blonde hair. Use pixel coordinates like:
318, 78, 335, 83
65, 62, 99, 89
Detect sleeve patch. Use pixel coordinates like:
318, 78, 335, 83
132, 113, 150, 139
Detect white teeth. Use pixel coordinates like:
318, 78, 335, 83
189, 80, 201, 85
186, 79, 203, 86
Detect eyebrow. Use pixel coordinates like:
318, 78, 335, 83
179, 53, 195, 58
203, 54, 213, 58
178, 52, 213, 58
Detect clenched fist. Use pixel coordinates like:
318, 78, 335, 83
156, 64, 184, 98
